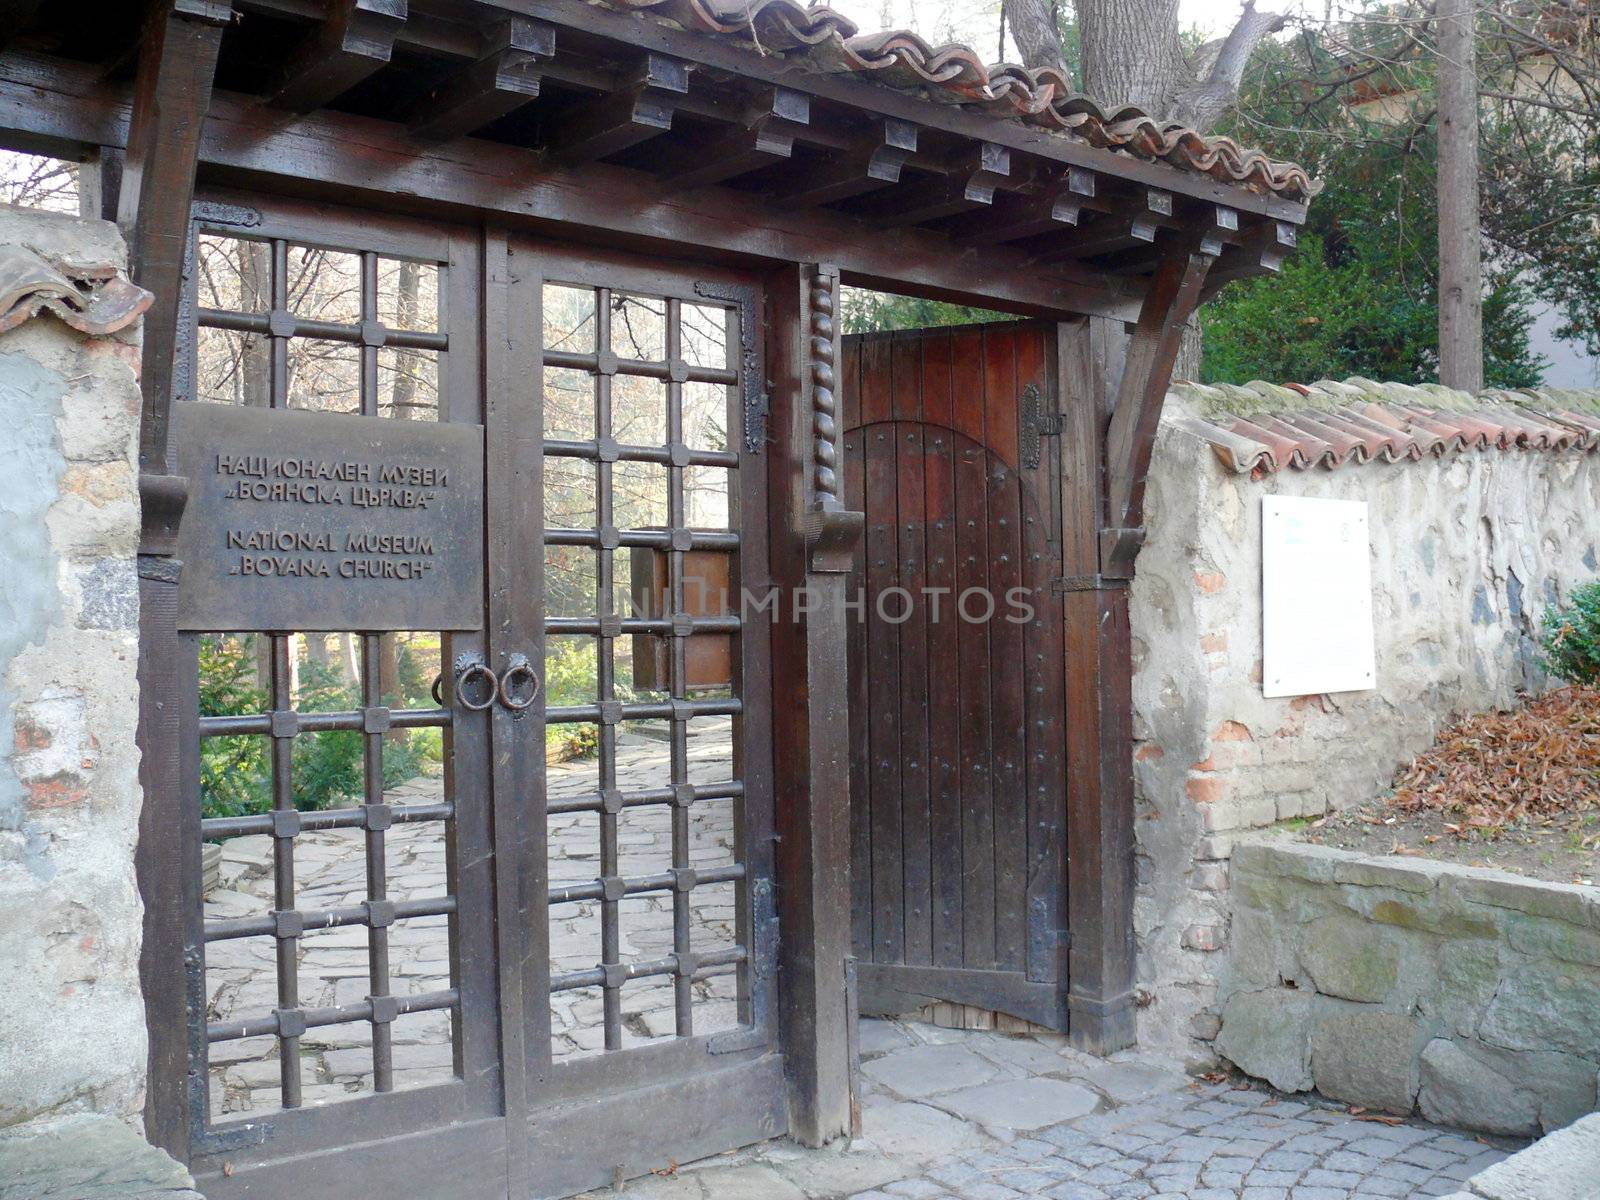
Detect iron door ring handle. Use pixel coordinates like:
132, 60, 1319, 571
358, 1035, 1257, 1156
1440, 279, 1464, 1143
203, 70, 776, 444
498, 660, 540, 711
430, 672, 445, 706
455, 662, 499, 711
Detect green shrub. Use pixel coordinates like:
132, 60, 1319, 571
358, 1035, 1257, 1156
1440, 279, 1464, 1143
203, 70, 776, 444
1540, 581, 1600, 685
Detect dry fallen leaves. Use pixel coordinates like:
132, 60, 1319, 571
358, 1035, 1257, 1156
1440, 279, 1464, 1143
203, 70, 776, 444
1391, 686, 1600, 828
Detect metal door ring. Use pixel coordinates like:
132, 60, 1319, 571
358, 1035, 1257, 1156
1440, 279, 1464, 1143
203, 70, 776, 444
498, 661, 540, 711
455, 662, 498, 711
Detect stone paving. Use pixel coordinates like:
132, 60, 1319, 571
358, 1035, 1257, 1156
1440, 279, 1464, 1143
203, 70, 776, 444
599, 1018, 1523, 1200
204, 718, 741, 1116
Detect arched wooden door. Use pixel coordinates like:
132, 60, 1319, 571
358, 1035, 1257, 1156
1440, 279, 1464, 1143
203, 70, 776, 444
841, 323, 1069, 1030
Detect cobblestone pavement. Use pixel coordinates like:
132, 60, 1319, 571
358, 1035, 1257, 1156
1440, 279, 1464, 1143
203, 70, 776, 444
601, 1018, 1522, 1200
204, 719, 740, 1116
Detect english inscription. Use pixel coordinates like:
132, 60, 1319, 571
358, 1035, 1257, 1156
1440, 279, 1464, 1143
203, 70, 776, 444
176, 404, 484, 632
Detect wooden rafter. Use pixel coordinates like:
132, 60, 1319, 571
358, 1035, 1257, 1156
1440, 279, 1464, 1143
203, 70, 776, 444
651, 87, 810, 190
268, 0, 406, 114
547, 52, 687, 165
854, 141, 1011, 226
1203, 218, 1297, 295
769, 118, 917, 210
1032, 188, 1178, 265
407, 17, 552, 143
0, 0, 43, 54
947, 165, 1100, 246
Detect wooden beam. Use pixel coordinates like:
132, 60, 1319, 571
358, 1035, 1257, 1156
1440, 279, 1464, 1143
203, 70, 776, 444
0, 51, 1145, 320
1101, 247, 1214, 576
769, 118, 917, 210
947, 165, 1101, 246
406, 18, 551, 143
1055, 315, 1137, 1056
767, 262, 859, 1145
546, 52, 687, 165
120, 0, 230, 1164
1201, 218, 1297, 295
855, 140, 1011, 226
1033, 188, 1177, 265
268, 0, 406, 114
652, 87, 810, 190
0, 0, 43, 54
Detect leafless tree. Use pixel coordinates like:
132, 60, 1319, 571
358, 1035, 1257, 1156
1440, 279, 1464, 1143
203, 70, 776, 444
1001, 0, 1289, 132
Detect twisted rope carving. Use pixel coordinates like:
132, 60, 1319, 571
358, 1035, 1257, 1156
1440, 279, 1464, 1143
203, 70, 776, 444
809, 266, 839, 510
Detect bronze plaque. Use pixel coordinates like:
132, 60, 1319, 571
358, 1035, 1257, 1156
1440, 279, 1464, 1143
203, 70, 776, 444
175, 404, 484, 632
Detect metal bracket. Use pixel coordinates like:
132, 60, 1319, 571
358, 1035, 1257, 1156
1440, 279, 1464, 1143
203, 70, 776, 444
693, 279, 766, 455
1019, 382, 1060, 470
1051, 574, 1131, 594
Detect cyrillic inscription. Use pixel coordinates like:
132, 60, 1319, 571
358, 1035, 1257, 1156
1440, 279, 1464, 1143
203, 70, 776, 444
176, 404, 484, 632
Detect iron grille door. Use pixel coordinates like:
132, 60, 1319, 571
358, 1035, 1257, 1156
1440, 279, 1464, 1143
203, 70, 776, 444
509, 242, 784, 1197
161, 196, 512, 1198
841, 323, 1070, 1032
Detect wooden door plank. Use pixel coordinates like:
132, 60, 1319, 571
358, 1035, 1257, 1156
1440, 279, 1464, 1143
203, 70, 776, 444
950, 330, 994, 970
891, 332, 931, 967
863, 412, 904, 964
841, 335, 872, 960
1016, 329, 1066, 991
982, 327, 1028, 973
919, 331, 963, 970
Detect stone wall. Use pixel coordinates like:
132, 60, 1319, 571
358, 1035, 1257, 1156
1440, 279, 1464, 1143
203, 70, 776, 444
1214, 839, 1600, 1137
1129, 384, 1600, 1066
0, 205, 146, 1129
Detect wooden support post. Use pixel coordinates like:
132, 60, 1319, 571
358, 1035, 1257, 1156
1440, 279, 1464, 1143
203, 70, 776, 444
767, 262, 862, 1145
121, 0, 229, 1159
1057, 245, 1213, 1055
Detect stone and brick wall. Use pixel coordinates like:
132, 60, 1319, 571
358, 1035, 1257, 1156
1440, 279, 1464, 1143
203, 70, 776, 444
0, 207, 150, 1140
1129, 381, 1600, 1066
1215, 839, 1600, 1137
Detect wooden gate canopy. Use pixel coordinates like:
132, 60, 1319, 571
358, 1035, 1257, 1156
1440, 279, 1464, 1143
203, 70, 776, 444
2, 0, 1313, 320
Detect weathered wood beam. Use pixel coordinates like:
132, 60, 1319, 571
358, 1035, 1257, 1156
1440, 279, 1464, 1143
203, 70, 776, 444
1033, 188, 1177, 265
119, 0, 230, 1163
856, 140, 1010, 227
946, 165, 1102, 246
407, 17, 551, 142
767, 261, 860, 1145
0, 0, 43, 54
0, 51, 1145, 320
268, 0, 406, 114
546, 52, 687, 165
652, 86, 810, 190
1201, 218, 1297, 295
1101, 246, 1215, 576
769, 118, 917, 210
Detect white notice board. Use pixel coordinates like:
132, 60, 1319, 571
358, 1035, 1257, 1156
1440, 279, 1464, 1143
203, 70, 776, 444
1261, 496, 1377, 698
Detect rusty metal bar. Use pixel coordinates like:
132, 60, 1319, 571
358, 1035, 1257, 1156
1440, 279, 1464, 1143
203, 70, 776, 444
199, 706, 450, 737
542, 439, 738, 469
197, 307, 449, 352
547, 863, 747, 907
542, 347, 736, 386
359, 633, 394, 1091
550, 946, 746, 993
267, 634, 302, 1108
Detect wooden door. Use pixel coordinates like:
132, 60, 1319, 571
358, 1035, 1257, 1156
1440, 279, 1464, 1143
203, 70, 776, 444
514, 242, 784, 1198
842, 323, 1069, 1030
152, 199, 784, 1200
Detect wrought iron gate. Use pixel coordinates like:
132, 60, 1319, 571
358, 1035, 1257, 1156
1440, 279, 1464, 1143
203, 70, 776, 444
148, 196, 783, 1200
841, 323, 1070, 1031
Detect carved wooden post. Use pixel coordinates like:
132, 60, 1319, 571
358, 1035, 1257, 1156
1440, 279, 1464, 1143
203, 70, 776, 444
122, 0, 231, 1158
767, 263, 863, 1144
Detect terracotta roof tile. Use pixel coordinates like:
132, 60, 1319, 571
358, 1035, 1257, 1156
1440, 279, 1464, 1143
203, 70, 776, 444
1171, 380, 1600, 476
597, 1, 1320, 200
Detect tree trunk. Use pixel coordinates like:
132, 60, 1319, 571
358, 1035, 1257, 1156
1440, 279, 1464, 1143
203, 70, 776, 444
1078, 0, 1188, 115
1437, 0, 1484, 392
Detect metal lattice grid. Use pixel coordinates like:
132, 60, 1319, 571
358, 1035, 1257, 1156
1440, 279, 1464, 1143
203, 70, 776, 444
541, 284, 752, 1056
189, 231, 462, 1115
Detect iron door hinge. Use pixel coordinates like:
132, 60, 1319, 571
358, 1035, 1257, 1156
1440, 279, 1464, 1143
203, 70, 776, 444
1020, 382, 1062, 469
